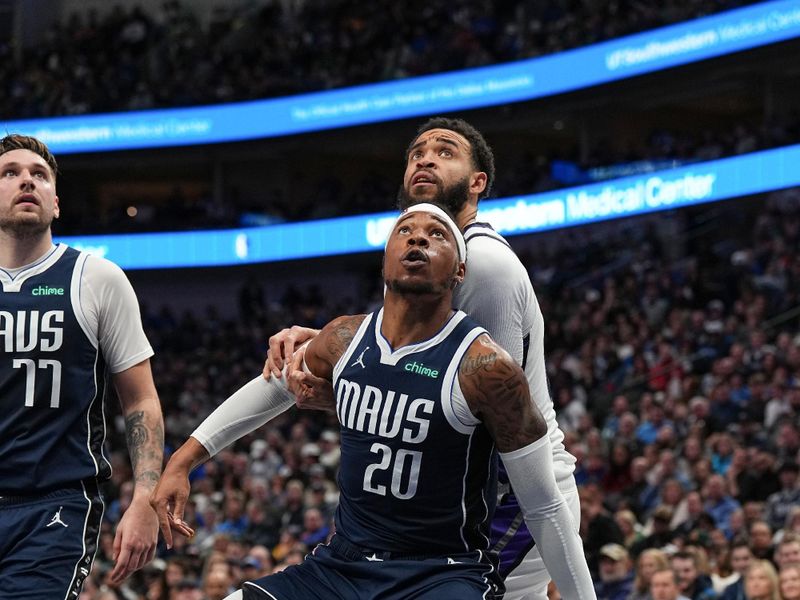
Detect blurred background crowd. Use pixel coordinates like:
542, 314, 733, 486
2, 0, 797, 599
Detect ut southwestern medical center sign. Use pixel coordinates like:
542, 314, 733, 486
366, 173, 716, 246
58, 145, 800, 270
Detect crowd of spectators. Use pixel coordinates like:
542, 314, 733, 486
1, 0, 760, 119
75, 188, 800, 599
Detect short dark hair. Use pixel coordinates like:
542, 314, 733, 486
406, 117, 495, 200
0, 134, 58, 180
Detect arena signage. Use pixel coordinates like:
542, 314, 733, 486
6, 0, 800, 153
57, 144, 800, 269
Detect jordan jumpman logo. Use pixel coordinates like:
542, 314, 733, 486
351, 346, 369, 369
47, 506, 68, 528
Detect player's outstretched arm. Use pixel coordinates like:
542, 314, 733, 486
111, 359, 165, 584
150, 315, 363, 547
150, 374, 297, 547
459, 335, 597, 599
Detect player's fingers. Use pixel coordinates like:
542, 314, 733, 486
151, 496, 174, 548
116, 546, 143, 583
287, 344, 306, 378
283, 335, 297, 369
171, 517, 195, 538
112, 526, 122, 563
169, 493, 191, 541
267, 330, 292, 376
110, 543, 131, 583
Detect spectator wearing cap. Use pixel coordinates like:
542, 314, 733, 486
651, 568, 692, 600
703, 474, 741, 538
671, 551, 717, 600
595, 543, 635, 600
719, 538, 753, 600
764, 461, 800, 532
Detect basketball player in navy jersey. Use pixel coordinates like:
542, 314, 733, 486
265, 117, 584, 599
151, 203, 595, 598
0, 134, 173, 597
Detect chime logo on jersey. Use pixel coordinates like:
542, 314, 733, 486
403, 360, 439, 379
336, 377, 434, 443
31, 285, 64, 296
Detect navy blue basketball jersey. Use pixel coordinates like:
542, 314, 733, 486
0, 246, 109, 494
332, 308, 497, 556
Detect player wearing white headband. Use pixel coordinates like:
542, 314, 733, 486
151, 201, 595, 599
392, 202, 467, 263
260, 118, 592, 598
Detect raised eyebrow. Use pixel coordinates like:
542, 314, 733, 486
408, 136, 463, 155
1, 161, 49, 173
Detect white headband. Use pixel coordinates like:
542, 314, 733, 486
390, 203, 466, 262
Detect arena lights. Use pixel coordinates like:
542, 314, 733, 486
56, 143, 800, 270
6, 0, 800, 154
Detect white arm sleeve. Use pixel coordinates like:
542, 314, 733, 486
191, 376, 295, 457
500, 437, 596, 599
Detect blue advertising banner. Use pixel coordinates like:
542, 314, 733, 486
57, 143, 800, 269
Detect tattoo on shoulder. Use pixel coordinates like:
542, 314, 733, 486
324, 316, 364, 361
459, 351, 498, 376
459, 342, 546, 452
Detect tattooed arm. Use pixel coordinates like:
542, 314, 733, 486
111, 358, 164, 584
459, 335, 597, 599
301, 314, 367, 380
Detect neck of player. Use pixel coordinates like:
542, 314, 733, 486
455, 203, 478, 231
0, 229, 54, 269
381, 291, 455, 349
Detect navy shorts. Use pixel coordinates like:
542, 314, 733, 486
0, 480, 104, 599
243, 534, 503, 600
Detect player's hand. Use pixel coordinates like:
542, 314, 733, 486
288, 348, 336, 412
264, 326, 320, 379
149, 463, 195, 550
110, 494, 159, 584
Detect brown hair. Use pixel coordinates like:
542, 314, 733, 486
0, 134, 58, 180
